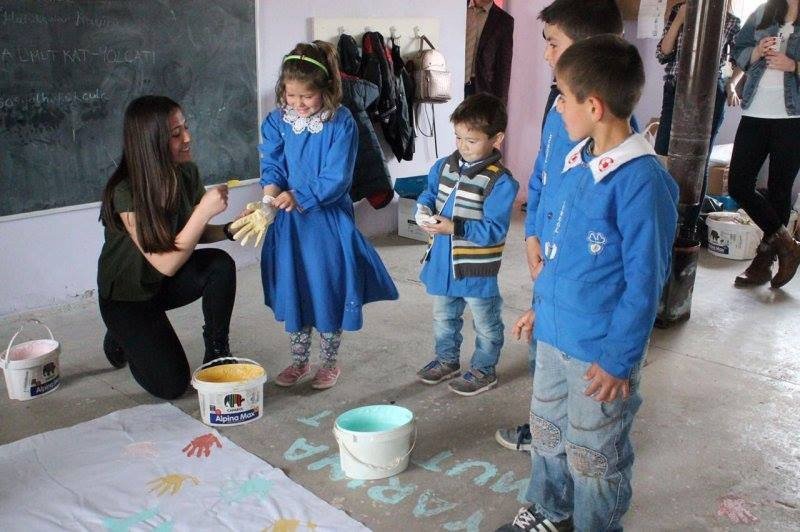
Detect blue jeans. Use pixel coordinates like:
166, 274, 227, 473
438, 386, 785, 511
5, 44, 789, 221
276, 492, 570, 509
432, 295, 504, 374
524, 342, 642, 531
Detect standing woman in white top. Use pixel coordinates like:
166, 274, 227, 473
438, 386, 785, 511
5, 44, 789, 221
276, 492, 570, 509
729, 0, 800, 288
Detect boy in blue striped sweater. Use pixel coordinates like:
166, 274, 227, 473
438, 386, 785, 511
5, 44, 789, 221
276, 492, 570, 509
414, 93, 519, 396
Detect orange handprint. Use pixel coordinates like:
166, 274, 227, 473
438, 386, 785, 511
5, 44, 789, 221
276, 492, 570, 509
147, 474, 199, 496
182, 432, 222, 458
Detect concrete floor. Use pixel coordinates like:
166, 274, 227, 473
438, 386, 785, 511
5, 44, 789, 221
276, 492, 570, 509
1, 209, 799, 531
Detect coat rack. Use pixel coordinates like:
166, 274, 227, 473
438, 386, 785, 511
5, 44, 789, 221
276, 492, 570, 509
311, 17, 440, 58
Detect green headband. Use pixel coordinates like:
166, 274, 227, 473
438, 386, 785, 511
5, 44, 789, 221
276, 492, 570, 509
283, 55, 329, 76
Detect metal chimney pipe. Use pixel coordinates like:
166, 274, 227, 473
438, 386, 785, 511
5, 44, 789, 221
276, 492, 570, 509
657, 0, 727, 327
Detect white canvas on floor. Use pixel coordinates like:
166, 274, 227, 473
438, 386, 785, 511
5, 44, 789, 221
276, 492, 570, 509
0, 403, 369, 531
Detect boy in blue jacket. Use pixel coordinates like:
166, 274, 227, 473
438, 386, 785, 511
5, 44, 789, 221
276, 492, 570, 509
495, 0, 628, 452
497, 36, 678, 532
415, 93, 519, 396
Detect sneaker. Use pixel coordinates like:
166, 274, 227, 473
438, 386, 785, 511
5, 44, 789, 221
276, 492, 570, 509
311, 365, 340, 389
274, 363, 311, 387
495, 423, 532, 452
103, 332, 126, 369
448, 368, 497, 396
417, 359, 461, 384
495, 506, 574, 532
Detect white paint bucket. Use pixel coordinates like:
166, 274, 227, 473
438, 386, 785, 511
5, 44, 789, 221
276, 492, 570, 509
333, 405, 416, 480
2, 320, 60, 401
707, 212, 763, 260
191, 357, 267, 427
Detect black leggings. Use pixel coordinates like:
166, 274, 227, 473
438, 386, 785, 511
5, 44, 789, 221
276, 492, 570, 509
728, 116, 800, 236
99, 248, 236, 400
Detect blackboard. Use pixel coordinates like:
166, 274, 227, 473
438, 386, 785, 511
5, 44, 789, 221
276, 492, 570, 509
0, 0, 258, 216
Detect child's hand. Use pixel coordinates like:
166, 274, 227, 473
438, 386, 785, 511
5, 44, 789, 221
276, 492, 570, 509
526, 236, 544, 280
583, 363, 630, 403
272, 190, 297, 212
422, 215, 454, 235
512, 309, 535, 342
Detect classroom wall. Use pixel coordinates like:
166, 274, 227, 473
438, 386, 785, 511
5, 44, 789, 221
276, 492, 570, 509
0, 0, 466, 317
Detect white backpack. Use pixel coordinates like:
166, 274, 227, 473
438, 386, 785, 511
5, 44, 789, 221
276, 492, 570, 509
412, 35, 451, 103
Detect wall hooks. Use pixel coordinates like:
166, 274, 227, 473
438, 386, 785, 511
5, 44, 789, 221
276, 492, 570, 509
337, 26, 345, 36
389, 26, 401, 40
413, 26, 421, 38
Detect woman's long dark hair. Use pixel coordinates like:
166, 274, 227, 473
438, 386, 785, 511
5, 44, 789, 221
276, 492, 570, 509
758, 0, 799, 29
100, 95, 181, 253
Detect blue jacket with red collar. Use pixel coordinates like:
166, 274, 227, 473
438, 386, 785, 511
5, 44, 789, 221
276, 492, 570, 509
532, 134, 678, 378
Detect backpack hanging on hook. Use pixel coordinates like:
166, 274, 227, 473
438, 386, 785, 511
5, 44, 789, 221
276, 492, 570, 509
411, 35, 451, 103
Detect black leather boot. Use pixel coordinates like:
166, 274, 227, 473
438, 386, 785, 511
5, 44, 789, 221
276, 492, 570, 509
202, 326, 232, 364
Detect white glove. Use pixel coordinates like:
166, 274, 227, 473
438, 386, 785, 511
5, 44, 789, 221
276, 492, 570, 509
414, 204, 437, 227
229, 195, 276, 247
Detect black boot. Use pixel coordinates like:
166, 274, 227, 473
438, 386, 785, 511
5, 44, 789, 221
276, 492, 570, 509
202, 326, 232, 365
103, 332, 126, 369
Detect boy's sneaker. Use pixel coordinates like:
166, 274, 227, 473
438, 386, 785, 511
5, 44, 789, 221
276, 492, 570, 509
311, 365, 340, 389
496, 506, 574, 532
275, 362, 311, 387
448, 368, 497, 396
417, 360, 461, 384
495, 423, 532, 451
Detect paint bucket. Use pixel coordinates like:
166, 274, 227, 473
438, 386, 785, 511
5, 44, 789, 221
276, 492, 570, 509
2, 320, 61, 401
707, 212, 762, 260
333, 405, 416, 480
191, 357, 267, 426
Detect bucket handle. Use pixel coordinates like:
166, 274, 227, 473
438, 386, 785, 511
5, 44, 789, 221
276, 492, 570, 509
196, 356, 262, 371
333, 423, 418, 472
3, 319, 55, 369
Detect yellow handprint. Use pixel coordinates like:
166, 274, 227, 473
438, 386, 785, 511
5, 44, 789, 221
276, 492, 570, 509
147, 474, 199, 496
263, 519, 317, 532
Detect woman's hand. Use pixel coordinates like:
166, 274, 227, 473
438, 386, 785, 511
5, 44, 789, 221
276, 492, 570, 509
725, 80, 740, 107
765, 50, 797, 72
272, 190, 297, 211
752, 36, 778, 63
198, 185, 229, 219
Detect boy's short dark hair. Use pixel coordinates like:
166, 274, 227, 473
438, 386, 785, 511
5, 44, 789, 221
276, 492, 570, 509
538, 0, 623, 41
449, 93, 507, 138
555, 34, 644, 120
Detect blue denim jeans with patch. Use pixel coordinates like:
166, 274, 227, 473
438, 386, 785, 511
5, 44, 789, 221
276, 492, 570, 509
524, 341, 643, 531
432, 295, 504, 375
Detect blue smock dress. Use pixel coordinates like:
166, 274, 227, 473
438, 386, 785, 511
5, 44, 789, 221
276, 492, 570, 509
259, 106, 398, 333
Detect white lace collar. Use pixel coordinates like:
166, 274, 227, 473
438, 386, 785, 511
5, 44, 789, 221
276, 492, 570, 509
282, 106, 331, 134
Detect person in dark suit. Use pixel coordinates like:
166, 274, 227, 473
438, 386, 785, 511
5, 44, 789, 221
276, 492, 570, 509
465, 0, 515, 103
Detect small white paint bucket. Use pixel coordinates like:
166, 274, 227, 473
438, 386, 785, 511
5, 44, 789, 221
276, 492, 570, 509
333, 405, 416, 480
2, 320, 61, 401
191, 357, 267, 427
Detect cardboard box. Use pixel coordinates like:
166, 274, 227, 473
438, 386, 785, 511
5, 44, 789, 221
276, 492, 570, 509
397, 197, 429, 242
707, 165, 729, 196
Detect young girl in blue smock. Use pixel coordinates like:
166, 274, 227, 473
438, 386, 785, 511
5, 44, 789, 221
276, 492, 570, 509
249, 41, 398, 389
